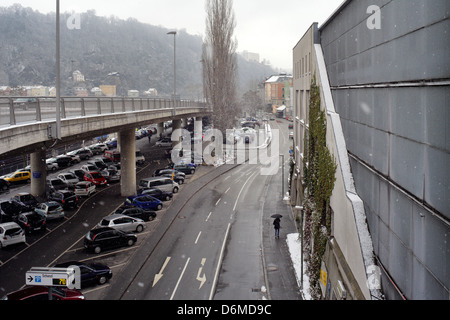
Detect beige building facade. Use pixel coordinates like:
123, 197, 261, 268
293, 23, 381, 300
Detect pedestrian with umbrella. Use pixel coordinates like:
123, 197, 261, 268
271, 214, 282, 239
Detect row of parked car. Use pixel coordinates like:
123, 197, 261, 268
82, 161, 198, 255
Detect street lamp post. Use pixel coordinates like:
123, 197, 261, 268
55, 0, 61, 140
167, 31, 177, 116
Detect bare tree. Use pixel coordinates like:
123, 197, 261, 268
202, 0, 238, 135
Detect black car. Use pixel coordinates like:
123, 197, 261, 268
138, 188, 173, 202
54, 261, 112, 288
70, 169, 86, 181
16, 212, 46, 233
46, 178, 68, 192
11, 193, 39, 210
84, 227, 137, 254
55, 156, 74, 168
0, 179, 10, 193
0, 201, 31, 223
47, 190, 79, 209
172, 164, 196, 175
112, 206, 157, 222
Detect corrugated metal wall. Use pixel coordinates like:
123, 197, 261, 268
320, 0, 449, 299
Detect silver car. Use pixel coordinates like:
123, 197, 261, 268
97, 214, 145, 233
34, 202, 65, 221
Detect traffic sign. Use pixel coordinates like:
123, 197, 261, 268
25, 267, 80, 289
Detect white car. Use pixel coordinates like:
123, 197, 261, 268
97, 214, 145, 233
0, 222, 26, 248
57, 173, 79, 186
155, 138, 172, 148
74, 181, 96, 197
46, 159, 59, 172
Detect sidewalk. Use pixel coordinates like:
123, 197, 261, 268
261, 168, 303, 300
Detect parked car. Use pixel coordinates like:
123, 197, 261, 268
106, 139, 118, 150
11, 193, 39, 210
57, 173, 79, 187
98, 214, 146, 233
47, 190, 79, 209
138, 188, 173, 202
55, 155, 74, 168
2, 286, 85, 300
84, 227, 137, 254
81, 164, 99, 172
2, 170, 31, 184
0, 222, 26, 248
47, 178, 68, 192
16, 212, 46, 233
74, 181, 96, 197
0, 201, 31, 223
289, 132, 294, 139
100, 168, 120, 183
153, 169, 185, 184
173, 164, 196, 175
155, 138, 172, 148
88, 145, 104, 155
69, 169, 86, 181
46, 159, 59, 172
34, 202, 65, 221
288, 123, 294, 129
125, 195, 163, 211
69, 148, 92, 160
0, 179, 10, 193
88, 159, 108, 170
139, 177, 179, 194
54, 261, 112, 288
83, 172, 108, 186
112, 206, 156, 222
103, 150, 120, 163
65, 154, 81, 164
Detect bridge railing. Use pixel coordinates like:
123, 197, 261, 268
0, 96, 208, 127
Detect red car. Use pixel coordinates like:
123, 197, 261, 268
3, 286, 85, 300
83, 171, 107, 186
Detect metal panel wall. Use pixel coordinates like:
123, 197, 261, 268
320, 0, 449, 299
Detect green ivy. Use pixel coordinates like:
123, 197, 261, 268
303, 76, 337, 299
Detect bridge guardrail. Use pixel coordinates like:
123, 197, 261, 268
0, 97, 208, 127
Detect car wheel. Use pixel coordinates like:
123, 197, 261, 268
94, 246, 102, 254
98, 275, 108, 285
136, 225, 144, 233
165, 195, 171, 201
173, 187, 179, 194
157, 204, 163, 211
127, 239, 135, 247
190, 169, 195, 174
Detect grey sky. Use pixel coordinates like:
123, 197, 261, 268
1, 0, 344, 70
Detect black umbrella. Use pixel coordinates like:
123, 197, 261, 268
271, 214, 283, 219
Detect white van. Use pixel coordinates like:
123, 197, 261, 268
139, 177, 179, 193
0, 222, 26, 248
74, 181, 96, 197
136, 150, 145, 165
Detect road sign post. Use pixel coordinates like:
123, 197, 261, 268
25, 266, 81, 297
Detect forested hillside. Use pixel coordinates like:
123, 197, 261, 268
0, 4, 276, 98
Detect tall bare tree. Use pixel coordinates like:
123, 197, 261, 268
202, 0, 238, 135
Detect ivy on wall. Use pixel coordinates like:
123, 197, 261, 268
302, 76, 337, 299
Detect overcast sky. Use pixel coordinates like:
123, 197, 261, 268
2, 0, 344, 70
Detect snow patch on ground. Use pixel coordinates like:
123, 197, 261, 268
286, 233, 311, 300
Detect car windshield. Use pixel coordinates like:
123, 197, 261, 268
91, 173, 103, 179
99, 219, 109, 226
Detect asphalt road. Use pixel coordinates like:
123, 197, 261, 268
0, 118, 300, 301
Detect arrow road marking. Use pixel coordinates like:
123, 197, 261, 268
153, 257, 171, 287
196, 258, 207, 289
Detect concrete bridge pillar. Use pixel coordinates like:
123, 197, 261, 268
194, 117, 203, 164
30, 149, 47, 199
157, 123, 164, 139
172, 119, 182, 150
119, 129, 136, 197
